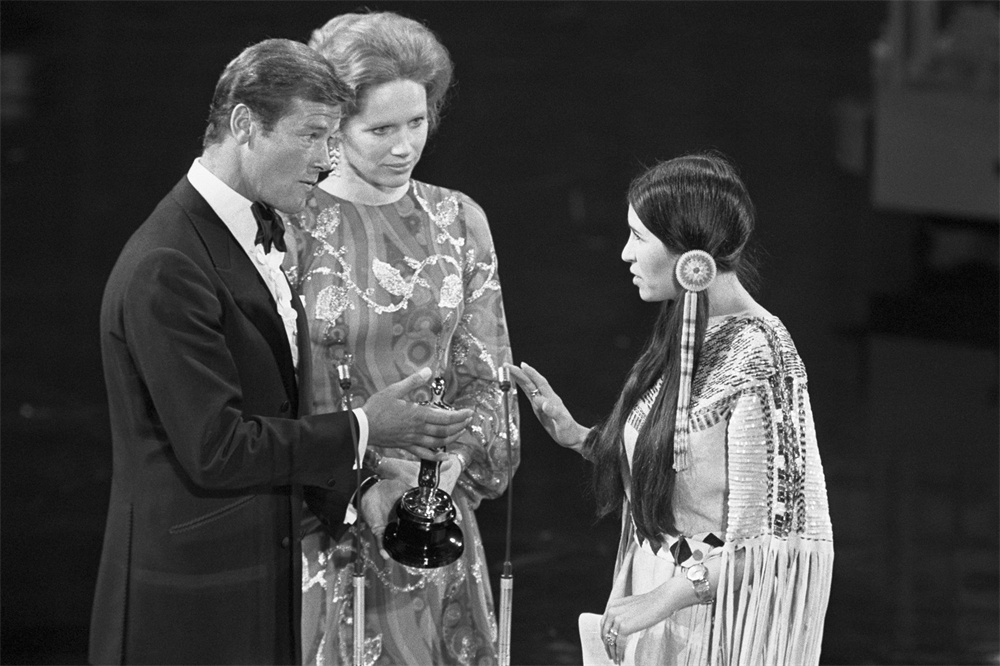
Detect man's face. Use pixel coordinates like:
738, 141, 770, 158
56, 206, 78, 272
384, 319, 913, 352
244, 98, 339, 214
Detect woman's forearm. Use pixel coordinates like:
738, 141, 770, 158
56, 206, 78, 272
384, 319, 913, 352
570, 424, 593, 457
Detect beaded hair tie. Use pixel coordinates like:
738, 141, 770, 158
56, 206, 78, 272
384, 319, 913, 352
672, 249, 717, 471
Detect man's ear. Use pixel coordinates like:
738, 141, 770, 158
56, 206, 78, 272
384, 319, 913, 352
230, 104, 253, 144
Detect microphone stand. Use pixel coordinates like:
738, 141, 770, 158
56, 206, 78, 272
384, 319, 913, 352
497, 366, 514, 666
336, 356, 365, 666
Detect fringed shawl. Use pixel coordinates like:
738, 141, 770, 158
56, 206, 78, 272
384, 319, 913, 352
614, 315, 834, 665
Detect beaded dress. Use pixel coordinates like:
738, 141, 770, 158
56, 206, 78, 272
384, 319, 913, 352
284, 179, 519, 665
612, 313, 833, 665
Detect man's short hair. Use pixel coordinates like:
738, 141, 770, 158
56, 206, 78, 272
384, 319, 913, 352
203, 38, 349, 147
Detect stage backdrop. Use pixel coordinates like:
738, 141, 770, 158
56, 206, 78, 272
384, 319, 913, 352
2, 2, 996, 664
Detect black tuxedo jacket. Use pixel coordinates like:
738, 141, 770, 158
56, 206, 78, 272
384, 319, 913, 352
91, 177, 359, 665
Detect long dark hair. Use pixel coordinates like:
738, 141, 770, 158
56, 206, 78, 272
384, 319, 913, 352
590, 152, 757, 543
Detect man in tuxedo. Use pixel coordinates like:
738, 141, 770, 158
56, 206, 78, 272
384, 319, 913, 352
90, 39, 472, 665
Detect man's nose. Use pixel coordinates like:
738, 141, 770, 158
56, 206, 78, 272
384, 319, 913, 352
315, 141, 332, 171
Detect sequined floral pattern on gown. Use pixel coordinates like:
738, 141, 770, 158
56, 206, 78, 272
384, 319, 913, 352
608, 314, 833, 665
285, 180, 519, 665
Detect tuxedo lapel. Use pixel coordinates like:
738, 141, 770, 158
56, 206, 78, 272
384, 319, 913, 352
291, 284, 310, 417
170, 178, 298, 403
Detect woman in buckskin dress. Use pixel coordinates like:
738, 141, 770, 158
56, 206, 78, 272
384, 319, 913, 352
282, 11, 518, 666
508, 153, 833, 665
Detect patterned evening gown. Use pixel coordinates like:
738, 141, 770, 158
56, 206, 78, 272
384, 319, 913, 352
284, 178, 519, 665
609, 312, 833, 665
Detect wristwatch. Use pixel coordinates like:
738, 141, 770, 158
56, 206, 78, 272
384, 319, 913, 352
685, 563, 713, 605
352, 474, 381, 511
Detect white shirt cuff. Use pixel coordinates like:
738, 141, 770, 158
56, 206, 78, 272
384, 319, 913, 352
351, 407, 369, 469
344, 408, 371, 526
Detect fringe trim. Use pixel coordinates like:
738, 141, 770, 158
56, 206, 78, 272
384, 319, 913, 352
712, 536, 834, 666
673, 290, 699, 471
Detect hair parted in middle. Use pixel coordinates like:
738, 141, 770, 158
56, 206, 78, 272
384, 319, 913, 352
202, 38, 350, 148
308, 11, 454, 132
588, 151, 758, 543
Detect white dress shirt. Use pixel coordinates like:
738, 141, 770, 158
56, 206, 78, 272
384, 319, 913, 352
186, 160, 369, 467
187, 159, 298, 365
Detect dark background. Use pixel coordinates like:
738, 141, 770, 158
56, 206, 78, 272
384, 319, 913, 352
2, 2, 997, 665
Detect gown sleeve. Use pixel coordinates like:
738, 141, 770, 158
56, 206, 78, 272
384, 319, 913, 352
444, 194, 520, 507
715, 320, 834, 665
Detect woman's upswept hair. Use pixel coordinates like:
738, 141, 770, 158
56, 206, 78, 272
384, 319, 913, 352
589, 151, 758, 543
202, 39, 349, 147
308, 11, 454, 132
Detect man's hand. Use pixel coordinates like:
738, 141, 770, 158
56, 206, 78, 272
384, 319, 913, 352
359, 477, 410, 559
362, 367, 473, 461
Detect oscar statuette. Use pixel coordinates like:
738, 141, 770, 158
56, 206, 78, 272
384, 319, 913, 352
382, 375, 465, 568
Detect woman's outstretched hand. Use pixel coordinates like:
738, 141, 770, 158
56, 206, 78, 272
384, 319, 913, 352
504, 362, 591, 456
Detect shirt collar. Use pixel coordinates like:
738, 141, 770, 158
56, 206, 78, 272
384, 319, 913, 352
187, 158, 258, 254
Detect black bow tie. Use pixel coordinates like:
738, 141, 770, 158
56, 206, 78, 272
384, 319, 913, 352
251, 201, 287, 254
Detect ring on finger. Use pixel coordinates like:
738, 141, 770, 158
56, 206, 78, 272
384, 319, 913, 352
529, 389, 541, 398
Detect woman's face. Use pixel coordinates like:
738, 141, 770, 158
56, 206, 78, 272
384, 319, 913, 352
339, 79, 428, 192
622, 204, 679, 302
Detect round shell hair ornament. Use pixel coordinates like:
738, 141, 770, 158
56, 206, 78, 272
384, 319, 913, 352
675, 250, 717, 292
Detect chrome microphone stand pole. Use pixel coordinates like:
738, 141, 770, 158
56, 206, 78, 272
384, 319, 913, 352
336, 357, 365, 666
497, 366, 514, 666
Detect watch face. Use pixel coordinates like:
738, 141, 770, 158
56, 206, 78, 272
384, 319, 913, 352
686, 564, 707, 582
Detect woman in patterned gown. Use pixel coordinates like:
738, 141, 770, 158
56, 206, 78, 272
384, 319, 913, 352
283, 11, 519, 665
508, 153, 833, 665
